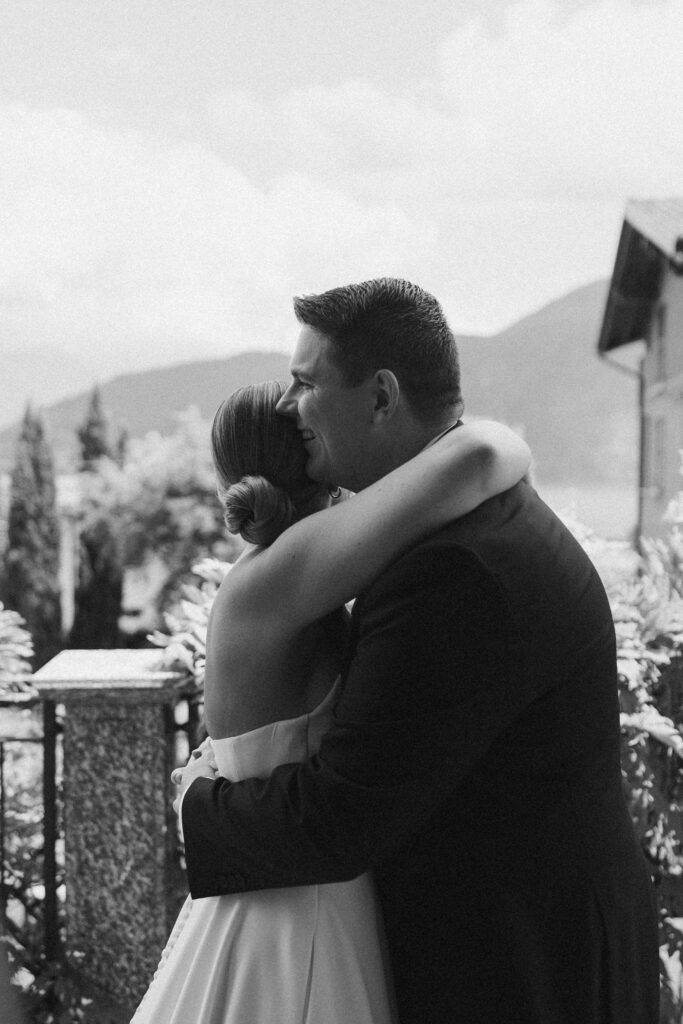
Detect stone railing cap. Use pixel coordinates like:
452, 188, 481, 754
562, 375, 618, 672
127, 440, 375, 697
33, 649, 186, 700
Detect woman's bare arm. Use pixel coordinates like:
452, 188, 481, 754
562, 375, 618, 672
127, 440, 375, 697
228, 420, 530, 631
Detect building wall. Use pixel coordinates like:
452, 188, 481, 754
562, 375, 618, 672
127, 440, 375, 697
0, 473, 9, 554
641, 271, 683, 537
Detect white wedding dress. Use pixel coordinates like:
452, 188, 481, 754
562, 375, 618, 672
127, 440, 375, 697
131, 679, 397, 1024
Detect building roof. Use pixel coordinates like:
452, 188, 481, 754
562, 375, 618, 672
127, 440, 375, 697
598, 198, 683, 354
625, 198, 683, 264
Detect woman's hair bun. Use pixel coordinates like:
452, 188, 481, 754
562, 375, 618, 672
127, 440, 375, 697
222, 474, 296, 547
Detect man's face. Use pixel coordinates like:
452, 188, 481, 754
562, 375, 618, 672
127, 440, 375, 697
276, 326, 374, 490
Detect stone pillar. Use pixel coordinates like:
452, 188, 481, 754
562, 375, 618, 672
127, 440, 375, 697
33, 649, 187, 1015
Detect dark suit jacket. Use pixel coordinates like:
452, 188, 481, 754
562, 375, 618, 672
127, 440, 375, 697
183, 481, 659, 1023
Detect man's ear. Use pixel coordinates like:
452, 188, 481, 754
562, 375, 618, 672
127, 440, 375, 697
371, 369, 400, 423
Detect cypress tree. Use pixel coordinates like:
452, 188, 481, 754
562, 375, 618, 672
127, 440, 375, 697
1, 407, 62, 668
71, 387, 123, 648
115, 427, 129, 468
77, 385, 111, 469
69, 515, 122, 649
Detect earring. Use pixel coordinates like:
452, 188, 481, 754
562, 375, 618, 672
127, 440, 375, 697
328, 486, 342, 499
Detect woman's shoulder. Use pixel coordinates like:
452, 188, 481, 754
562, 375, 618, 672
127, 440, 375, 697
211, 548, 283, 619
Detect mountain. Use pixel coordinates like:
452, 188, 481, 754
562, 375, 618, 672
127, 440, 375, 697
456, 279, 637, 485
0, 351, 291, 472
0, 343, 99, 430
0, 280, 638, 492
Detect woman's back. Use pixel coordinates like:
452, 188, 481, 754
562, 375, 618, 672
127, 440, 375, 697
203, 416, 532, 741
204, 548, 349, 740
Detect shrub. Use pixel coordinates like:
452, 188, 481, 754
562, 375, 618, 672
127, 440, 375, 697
148, 557, 231, 696
0, 602, 34, 692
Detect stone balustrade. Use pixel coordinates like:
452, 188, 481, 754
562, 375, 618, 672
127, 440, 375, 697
33, 649, 188, 1016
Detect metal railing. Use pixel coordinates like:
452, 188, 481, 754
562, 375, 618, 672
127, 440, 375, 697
0, 692, 61, 961
0, 677, 203, 973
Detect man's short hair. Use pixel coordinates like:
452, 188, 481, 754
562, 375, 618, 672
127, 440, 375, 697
293, 278, 462, 422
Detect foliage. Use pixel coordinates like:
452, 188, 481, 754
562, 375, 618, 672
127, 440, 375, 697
0, 703, 87, 1023
11, 947, 94, 1023
568, 516, 683, 1016
82, 407, 241, 626
0, 602, 34, 692
0, 408, 61, 668
5, 926, 94, 1023
149, 558, 231, 694
87, 407, 216, 554
68, 515, 123, 650
70, 391, 124, 647
5, 919, 97, 1023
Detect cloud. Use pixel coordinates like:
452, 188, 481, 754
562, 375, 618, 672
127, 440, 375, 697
205, 0, 682, 204
102, 46, 146, 70
194, 0, 682, 330
1, 0, 681, 375
0, 102, 437, 371
204, 83, 457, 183
437, 0, 683, 200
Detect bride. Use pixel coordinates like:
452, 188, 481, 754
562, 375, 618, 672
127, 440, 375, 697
131, 380, 530, 1024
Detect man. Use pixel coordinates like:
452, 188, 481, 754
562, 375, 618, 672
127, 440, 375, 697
179, 279, 659, 1022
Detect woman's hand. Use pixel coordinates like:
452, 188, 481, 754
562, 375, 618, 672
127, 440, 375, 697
172, 741, 218, 814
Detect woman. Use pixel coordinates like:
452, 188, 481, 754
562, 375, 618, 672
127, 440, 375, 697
132, 381, 530, 1024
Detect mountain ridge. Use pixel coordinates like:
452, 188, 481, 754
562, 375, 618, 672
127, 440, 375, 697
0, 279, 638, 488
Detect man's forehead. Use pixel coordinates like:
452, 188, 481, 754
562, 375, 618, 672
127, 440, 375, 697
289, 326, 332, 376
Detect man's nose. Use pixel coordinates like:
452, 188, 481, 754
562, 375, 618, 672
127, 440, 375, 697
276, 386, 296, 417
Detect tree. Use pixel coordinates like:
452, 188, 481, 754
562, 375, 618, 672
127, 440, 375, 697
69, 515, 123, 649
76, 385, 111, 469
115, 426, 129, 468
1, 407, 62, 668
71, 388, 124, 648
85, 407, 240, 627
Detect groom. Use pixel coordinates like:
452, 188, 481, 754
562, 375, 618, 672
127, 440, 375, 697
179, 279, 659, 1023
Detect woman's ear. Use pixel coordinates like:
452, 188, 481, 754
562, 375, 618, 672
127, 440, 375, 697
371, 369, 400, 423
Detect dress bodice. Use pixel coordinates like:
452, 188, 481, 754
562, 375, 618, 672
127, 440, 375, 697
211, 678, 340, 783
134, 672, 397, 1024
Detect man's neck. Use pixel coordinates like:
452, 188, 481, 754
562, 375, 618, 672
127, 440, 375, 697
422, 419, 461, 451
364, 417, 461, 485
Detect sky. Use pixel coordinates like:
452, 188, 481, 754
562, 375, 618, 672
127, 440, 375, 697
1, 0, 682, 384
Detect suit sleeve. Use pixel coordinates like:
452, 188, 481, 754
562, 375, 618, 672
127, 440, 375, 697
182, 541, 527, 898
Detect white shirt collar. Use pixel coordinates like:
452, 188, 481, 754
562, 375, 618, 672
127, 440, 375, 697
421, 420, 461, 451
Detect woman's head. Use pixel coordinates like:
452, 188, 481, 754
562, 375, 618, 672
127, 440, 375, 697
212, 380, 328, 546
